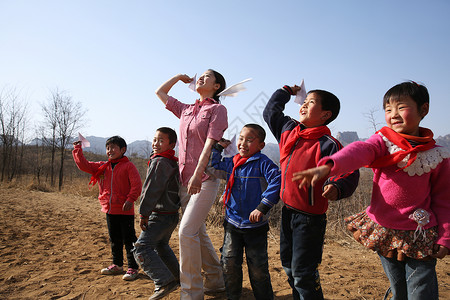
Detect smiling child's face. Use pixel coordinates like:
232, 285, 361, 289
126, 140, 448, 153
384, 96, 428, 136
106, 143, 126, 160
299, 92, 330, 128
237, 127, 265, 158
152, 131, 175, 154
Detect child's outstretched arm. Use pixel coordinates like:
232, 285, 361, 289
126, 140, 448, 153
292, 163, 333, 189
72, 142, 104, 175
155, 74, 193, 105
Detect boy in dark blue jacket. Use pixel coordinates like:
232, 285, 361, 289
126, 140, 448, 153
207, 123, 281, 300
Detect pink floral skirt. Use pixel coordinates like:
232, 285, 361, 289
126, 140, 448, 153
345, 210, 437, 260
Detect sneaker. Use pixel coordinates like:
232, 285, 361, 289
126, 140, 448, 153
149, 280, 180, 300
122, 268, 139, 281
100, 264, 123, 275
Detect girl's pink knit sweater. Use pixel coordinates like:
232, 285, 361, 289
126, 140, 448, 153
319, 132, 450, 249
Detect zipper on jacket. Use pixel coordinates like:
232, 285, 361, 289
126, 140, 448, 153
309, 186, 314, 206
108, 167, 114, 214
281, 138, 300, 200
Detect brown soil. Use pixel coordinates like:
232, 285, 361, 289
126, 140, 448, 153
0, 185, 449, 299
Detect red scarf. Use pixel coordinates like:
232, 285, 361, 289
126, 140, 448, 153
368, 126, 435, 169
222, 154, 250, 208
280, 125, 331, 164
89, 156, 129, 187
148, 149, 178, 166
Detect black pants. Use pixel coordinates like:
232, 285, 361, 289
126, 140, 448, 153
106, 213, 138, 269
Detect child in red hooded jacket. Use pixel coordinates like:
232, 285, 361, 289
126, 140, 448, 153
73, 135, 142, 281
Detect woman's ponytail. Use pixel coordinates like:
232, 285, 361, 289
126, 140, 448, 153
209, 69, 226, 102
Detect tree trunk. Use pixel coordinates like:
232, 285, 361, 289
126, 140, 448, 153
58, 147, 65, 191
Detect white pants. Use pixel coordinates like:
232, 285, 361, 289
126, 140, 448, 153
179, 179, 224, 300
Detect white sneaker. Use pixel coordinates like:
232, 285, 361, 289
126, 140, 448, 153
122, 268, 139, 281
100, 264, 123, 275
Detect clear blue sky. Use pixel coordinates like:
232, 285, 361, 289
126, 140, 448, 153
1, 0, 449, 144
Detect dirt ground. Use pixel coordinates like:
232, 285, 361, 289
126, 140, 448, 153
0, 185, 449, 299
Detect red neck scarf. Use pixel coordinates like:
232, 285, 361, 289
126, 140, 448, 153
280, 125, 331, 164
222, 154, 250, 208
89, 156, 129, 187
148, 149, 178, 166
368, 126, 435, 169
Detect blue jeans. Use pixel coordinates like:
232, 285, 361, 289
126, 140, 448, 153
378, 253, 438, 300
106, 213, 138, 269
133, 213, 180, 287
280, 206, 326, 300
221, 221, 273, 300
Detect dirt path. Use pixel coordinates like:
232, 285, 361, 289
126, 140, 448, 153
0, 185, 448, 299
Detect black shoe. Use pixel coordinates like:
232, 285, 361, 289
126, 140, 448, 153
149, 280, 180, 300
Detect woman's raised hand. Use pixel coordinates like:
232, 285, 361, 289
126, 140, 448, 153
178, 74, 193, 84
156, 74, 193, 105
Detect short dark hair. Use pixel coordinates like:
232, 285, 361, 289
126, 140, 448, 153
208, 69, 226, 102
156, 127, 177, 144
243, 123, 266, 142
308, 89, 340, 125
106, 136, 127, 151
383, 81, 429, 110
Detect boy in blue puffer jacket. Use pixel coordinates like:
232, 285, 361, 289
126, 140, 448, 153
207, 123, 281, 300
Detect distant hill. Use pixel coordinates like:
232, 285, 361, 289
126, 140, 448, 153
261, 143, 280, 165
77, 137, 153, 158
29, 132, 450, 160
436, 134, 450, 149
336, 131, 360, 146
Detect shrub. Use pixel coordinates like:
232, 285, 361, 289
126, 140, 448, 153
205, 168, 374, 241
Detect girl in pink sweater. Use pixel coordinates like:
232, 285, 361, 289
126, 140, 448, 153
293, 81, 450, 299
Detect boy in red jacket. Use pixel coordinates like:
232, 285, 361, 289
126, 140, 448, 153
263, 85, 359, 299
73, 136, 142, 281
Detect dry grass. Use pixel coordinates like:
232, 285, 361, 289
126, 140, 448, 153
3, 168, 374, 242
206, 168, 374, 242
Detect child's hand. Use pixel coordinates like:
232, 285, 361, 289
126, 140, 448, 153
322, 184, 338, 201
292, 164, 332, 189
122, 201, 133, 212
290, 85, 301, 95
249, 209, 263, 223
218, 138, 231, 149
140, 217, 149, 231
73, 141, 81, 147
178, 74, 193, 84
431, 244, 449, 259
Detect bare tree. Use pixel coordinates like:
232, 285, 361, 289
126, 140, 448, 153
363, 107, 383, 134
0, 86, 29, 182
41, 95, 58, 186
41, 89, 86, 190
